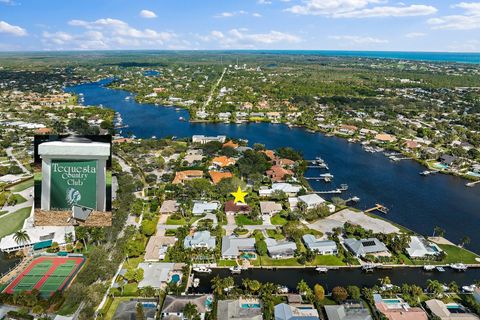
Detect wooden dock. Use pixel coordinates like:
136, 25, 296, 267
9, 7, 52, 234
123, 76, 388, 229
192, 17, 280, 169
365, 204, 389, 214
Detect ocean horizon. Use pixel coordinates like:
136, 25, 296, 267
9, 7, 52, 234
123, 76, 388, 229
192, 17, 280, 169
0, 50, 479, 64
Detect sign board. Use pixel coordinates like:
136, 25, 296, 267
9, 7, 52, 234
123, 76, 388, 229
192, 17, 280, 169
50, 159, 97, 210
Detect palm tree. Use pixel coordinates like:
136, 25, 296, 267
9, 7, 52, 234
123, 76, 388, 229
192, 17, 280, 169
297, 279, 311, 296
13, 230, 30, 246
426, 279, 444, 297
460, 236, 470, 248
183, 302, 199, 320
433, 226, 445, 238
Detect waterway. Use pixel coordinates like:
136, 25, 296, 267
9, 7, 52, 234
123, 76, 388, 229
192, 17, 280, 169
66, 79, 480, 254
0, 252, 20, 276
191, 267, 480, 293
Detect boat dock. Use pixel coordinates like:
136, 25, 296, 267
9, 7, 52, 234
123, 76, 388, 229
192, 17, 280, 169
365, 204, 389, 214
466, 180, 480, 188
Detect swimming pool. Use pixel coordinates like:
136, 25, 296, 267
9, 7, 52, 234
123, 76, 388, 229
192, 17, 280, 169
383, 299, 402, 304
241, 303, 261, 309
241, 252, 257, 260
170, 274, 181, 284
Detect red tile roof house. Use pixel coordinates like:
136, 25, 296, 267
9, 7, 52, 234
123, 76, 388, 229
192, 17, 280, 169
274, 158, 295, 167
224, 200, 252, 215
266, 165, 294, 182
172, 170, 204, 184
338, 124, 358, 135
404, 140, 419, 150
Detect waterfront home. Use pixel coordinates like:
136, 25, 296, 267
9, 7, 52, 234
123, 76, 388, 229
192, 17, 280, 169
344, 238, 389, 258
298, 194, 326, 210
439, 154, 458, 167
211, 156, 236, 168
218, 112, 231, 121
221, 236, 256, 259
138, 262, 177, 289
265, 238, 297, 259
275, 158, 296, 167
375, 133, 397, 143
217, 299, 263, 320
338, 124, 358, 135
161, 295, 212, 320
259, 201, 283, 216
196, 111, 209, 119
192, 135, 227, 144
250, 112, 265, 118
325, 302, 372, 320
113, 299, 157, 320
159, 200, 179, 214
359, 128, 378, 136
302, 234, 338, 255
172, 170, 204, 184
223, 140, 239, 149
406, 236, 442, 258
0, 222, 75, 253
209, 170, 233, 184
224, 200, 252, 215
404, 140, 420, 150
144, 235, 177, 261
258, 183, 302, 197
425, 299, 479, 320
236, 112, 249, 120
274, 302, 319, 320
192, 201, 219, 215
183, 231, 216, 250
266, 111, 281, 122
266, 165, 294, 182
374, 294, 427, 320
262, 150, 276, 160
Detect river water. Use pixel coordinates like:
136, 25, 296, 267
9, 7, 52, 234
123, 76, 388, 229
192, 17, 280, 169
66, 79, 480, 254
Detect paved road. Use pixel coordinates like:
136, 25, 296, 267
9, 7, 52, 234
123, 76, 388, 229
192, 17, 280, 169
1, 186, 33, 217
113, 155, 131, 173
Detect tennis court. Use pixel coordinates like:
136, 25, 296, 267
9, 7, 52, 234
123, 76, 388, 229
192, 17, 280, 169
3, 256, 84, 296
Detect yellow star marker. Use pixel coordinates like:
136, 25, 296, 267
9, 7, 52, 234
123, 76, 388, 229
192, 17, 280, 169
231, 186, 248, 204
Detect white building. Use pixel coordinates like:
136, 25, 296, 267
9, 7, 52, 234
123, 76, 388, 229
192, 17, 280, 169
192, 135, 226, 144
406, 236, 443, 258
298, 194, 325, 209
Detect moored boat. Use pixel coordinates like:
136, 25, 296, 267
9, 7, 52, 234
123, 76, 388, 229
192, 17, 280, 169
193, 266, 212, 273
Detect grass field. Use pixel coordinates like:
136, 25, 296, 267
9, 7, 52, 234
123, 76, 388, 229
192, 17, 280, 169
9, 179, 33, 192
0, 207, 32, 238
3, 256, 84, 297
166, 216, 186, 225
235, 215, 262, 225
271, 214, 288, 226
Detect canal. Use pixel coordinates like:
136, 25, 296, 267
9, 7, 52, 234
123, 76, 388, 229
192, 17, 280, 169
66, 79, 480, 254
190, 267, 480, 293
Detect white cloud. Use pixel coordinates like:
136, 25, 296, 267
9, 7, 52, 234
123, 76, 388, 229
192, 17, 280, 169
329, 35, 389, 44
428, 2, 480, 30
258, 0, 272, 4
405, 32, 427, 38
139, 9, 157, 19
0, 20, 27, 36
199, 29, 301, 48
43, 18, 178, 50
253, 12, 263, 17
285, 0, 436, 18
214, 10, 261, 18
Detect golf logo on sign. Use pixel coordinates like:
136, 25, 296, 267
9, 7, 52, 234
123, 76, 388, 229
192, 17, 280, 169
50, 159, 97, 210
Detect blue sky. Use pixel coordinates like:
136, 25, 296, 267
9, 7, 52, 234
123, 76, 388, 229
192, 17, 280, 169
0, 0, 479, 52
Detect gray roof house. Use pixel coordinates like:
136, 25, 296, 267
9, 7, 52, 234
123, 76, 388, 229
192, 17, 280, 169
221, 236, 256, 259
302, 235, 338, 255
298, 194, 325, 209
159, 200, 179, 214
344, 238, 389, 257
265, 238, 297, 259
217, 300, 263, 320
161, 295, 212, 319
138, 262, 175, 289
325, 303, 372, 320
184, 231, 216, 250
260, 201, 283, 216
192, 201, 219, 215
274, 303, 319, 320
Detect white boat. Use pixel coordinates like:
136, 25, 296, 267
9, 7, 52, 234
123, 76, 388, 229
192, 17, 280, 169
450, 263, 468, 271
436, 266, 445, 272
229, 266, 242, 274
351, 196, 360, 202
193, 278, 200, 288
423, 265, 436, 271
315, 267, 328, 273
193, 266, 212, 273
420, 170, 431, 176
277, 286, 289, 294
362, 264, 375, 272
462, 284, 476, 293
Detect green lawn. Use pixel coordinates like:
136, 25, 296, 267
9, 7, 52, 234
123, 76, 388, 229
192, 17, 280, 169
252, 255, 301, 266
0, 207, 32, 238
271, 214, 288, 226
166, 216, 186, 225
438, 244, 479, 264
235, 215, 262, 225
217, 259, 238, 267
266, 229, 286, 240
124, 256, 144, 269
9, 178, 33, 192
309, 255, 346, 266
103, 297, 132, 320
9, 194, 27, 205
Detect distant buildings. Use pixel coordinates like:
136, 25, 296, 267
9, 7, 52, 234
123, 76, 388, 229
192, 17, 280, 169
192, 135, 226, 144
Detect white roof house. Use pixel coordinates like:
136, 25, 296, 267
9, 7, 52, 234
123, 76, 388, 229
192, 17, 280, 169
192, 201, 219, 215
298, 194, 325, 209
406, 236, 442, 258
302, 234, 338, 255
183, 231, 216, 249
274, 303, 319, 320
265, 238, 297, 259
221, 236, 256, 259
259, 183, 302, 197
260, 201, 283, 216
0, 223, 75, 253
138, 262, 175, 289
192, 135, 226, 144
